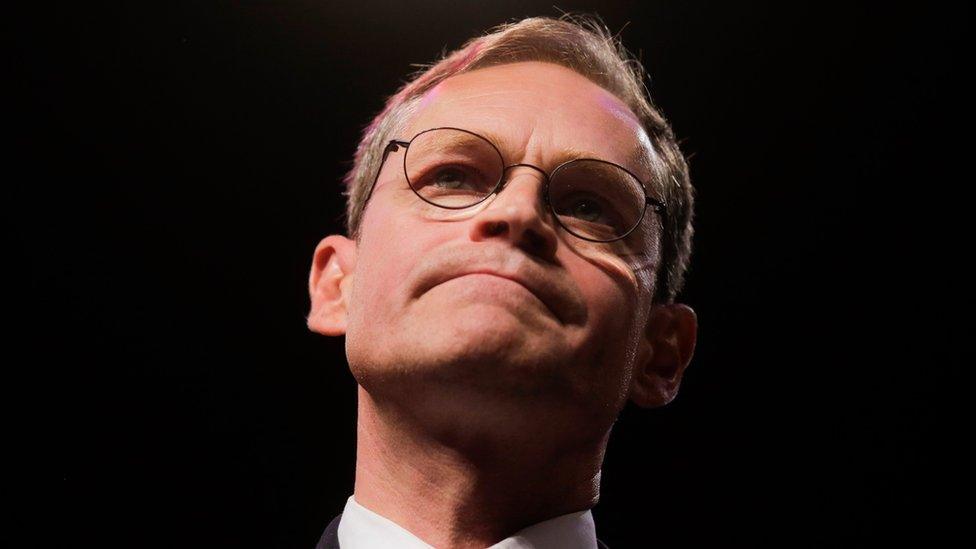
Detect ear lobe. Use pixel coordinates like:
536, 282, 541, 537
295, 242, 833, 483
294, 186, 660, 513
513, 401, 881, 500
307, 234, 358, 336
629, 303, 698, 408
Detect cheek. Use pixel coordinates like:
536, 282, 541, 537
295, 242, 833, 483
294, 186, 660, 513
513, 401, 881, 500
577, 264, 636, 340
566, 250, 630, 329
563, 255, 644, 417
347, 203, 450, 328
567, 239, 643, 317
348, 210, 411, 324
568, 251, 645, 368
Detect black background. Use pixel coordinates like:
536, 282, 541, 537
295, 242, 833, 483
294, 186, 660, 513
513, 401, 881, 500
13, 1, 963, 547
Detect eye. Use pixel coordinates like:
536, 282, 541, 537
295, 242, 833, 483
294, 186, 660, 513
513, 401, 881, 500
552, 191, 627, 240
430, 166, 477, 190
417, 162, 493, 195
557, 192, 616, 226
569, 197, 606, 223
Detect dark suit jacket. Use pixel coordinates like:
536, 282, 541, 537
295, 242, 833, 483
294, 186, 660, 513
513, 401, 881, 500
315, 513, 610, 548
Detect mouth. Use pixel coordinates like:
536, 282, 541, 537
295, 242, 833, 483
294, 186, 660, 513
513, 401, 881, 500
422, 269, 564, 323
453, 272, 559, 317
410, 248, 588, 326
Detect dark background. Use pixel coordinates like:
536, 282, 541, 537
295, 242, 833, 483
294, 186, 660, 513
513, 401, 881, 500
13, 1, 963, 547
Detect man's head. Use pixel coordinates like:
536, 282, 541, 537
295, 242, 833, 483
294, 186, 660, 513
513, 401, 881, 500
308, 15, 696, 446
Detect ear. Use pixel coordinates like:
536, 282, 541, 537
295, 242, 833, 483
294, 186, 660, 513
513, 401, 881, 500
307, 234, 358, 336
629, 303, 698, 408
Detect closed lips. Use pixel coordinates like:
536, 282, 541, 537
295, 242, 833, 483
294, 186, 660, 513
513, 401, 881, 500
444, 270, 556, 316
414, 258, 586, 326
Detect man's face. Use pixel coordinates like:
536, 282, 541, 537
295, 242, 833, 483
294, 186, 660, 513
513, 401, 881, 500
325, 61, 666, 435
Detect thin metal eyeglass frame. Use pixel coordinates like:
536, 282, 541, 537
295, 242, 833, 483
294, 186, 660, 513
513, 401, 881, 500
361, 126, 667, 243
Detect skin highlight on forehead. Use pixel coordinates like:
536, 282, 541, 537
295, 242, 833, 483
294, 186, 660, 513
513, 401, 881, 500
596, 93, 641, 126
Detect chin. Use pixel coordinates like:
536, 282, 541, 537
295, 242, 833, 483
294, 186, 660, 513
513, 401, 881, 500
347, 319, 571, 400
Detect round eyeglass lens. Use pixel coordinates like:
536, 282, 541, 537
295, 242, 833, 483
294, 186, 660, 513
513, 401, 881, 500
403, 128, 505, 209
549, 159, 648, 242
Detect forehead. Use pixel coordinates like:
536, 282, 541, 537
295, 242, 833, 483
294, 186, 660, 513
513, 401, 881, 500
402, 61, 656, 179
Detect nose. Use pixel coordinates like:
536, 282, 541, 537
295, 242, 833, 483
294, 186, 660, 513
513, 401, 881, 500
468, 164, 560, 262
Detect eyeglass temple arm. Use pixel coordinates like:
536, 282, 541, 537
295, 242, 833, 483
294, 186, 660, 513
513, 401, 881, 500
363, 140, 412, 205
646, 196, 667, 215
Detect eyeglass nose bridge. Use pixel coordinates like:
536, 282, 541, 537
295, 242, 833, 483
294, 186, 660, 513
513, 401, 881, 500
496, 162, 551, 191
489, 162, 556, 213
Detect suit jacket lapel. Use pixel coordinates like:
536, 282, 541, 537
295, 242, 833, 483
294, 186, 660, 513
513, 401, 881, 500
314, 512, 342, 549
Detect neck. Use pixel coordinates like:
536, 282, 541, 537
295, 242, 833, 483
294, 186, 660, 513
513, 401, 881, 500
352, 386, 608, 549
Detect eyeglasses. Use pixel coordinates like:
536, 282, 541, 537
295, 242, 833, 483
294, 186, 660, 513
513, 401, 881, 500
363, 127, 666, 243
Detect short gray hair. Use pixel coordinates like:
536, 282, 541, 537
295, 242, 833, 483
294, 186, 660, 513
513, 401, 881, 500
341, 14, 695, 304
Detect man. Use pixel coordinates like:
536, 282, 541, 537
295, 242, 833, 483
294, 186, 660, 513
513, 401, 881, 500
307, 15, 697, 549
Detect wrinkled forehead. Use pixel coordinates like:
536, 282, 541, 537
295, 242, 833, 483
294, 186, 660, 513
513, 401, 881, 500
401, 61, 659, 183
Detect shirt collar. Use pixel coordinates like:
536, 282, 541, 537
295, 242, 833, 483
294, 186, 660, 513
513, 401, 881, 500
337, 494, 598, 549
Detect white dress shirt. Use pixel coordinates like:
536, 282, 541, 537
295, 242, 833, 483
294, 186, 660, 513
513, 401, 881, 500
336, 494, 598, 549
